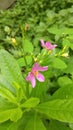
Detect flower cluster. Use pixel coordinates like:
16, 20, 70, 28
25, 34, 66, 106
26, 39, 57, 88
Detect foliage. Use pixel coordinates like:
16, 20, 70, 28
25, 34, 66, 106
0, 0, 73, 130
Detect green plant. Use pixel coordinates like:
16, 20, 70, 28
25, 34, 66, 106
0, 36, 73, 129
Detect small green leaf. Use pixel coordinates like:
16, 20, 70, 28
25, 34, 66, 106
23, 39, 33, 53
10, 108, 23, 122
64, 56, 73, 74
21, 97, 40, 108
62, 38, 70, 47
26, 55, 32, 65
53, 57, 67, 69
17, 57, 25, 67
0, 97, 22, 123
52, 84, 73, 100
57, 76, 72, 87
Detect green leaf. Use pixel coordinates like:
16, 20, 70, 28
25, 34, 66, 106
0, 75, 16, 103
8, 112, 44, 130
52, 84, 73, 100
53, 57, 67, 69
23, 39, 33, 53
0, 75, 15, 94
48, 120, 71, 130
57, 76, 72, 87
10, 108, 22, 122
17, 57, 25, 67
0, 49, 26, 98
64, 56, 73, 74
48, 26, 73, 35
25, 55, 32, 65
0, 121, 12, 130
48, 26, 61, 35
0, 107, 22, 123
17, 56, 32, 67
0, 97, 22, 123
36, 99, 73, 123
62, 38, 70, 47
25, 112, 46, 130
21, 97, 40, 108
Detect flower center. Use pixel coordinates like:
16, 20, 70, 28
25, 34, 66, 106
33, 71, 38, 76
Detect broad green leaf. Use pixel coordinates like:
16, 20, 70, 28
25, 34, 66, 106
52, 84, 73, 100
25, 113, 46, 130
0, 97, 22, 123
53, 57, 67, 69
0, 49, 26, 97
47, 120, 71, 130
48, 26, 62, 35
0, 75, 16, 103
64, 56, 73, 74
21, 97, 40, 108
0, 108, 22, 123
36, 99, 73, 123
0, 75, 15, 94
0, 121, 12, 130
57, 76, 72, 87
48, 26, 73, 35
23, 39, 33, 53
7, 112, 36, 130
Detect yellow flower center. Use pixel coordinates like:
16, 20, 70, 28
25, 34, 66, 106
33, 71, 38, 76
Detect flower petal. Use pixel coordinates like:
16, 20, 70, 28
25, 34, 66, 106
30, 75, 36, 88
26, 72, 31, 81
32, 62, 39, 71
32, 62, 48, 72
36, 72, 45, 82
40, 39, 45, 47
46, 42, 51, 49
26, 72, 36, 88
46, 42, 57, 50
37, 66, 48, 71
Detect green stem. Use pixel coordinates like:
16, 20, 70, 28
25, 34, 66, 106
21, 26, 28, 66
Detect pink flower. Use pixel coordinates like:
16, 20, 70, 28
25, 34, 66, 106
26, 63, 48, 88
40, 39, 57, 50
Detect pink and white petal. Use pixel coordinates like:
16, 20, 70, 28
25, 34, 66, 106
36, 72, 45, 82
46, 42, 52, 49
26, 72, 36, 88
37, 66, 48, 71
26, 72, 32, 81
49, 45, 57, 50
32, 62, 39, 71
53, 44, 57, 48
40, 39, 45, 47
30, 75, 36, 88
46, 42, 57, 50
